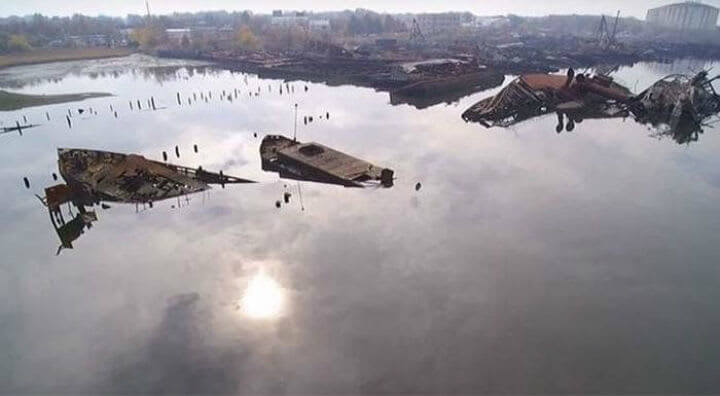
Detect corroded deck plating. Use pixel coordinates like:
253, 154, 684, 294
260, 135, 394, 187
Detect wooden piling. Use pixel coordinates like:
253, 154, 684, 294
23, 177, 30, 189
175, 146, 180, 158
177, 92, 182, 105
66, 115, 71, 129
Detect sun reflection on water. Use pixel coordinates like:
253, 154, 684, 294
241, 270, 285, 320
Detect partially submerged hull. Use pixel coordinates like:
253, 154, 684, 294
57, 148, 253, 205
260, 135, 394, 188
462, 71, 632, 128
629, 71, 720, 143
42, 148, 254, 254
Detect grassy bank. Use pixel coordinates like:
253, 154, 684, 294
0, 90, 111, 111
0, 47, 134, 69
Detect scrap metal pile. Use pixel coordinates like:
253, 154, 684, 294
629, 71, 720, 143
461, 70, 632, 128
462, 69, 720, 142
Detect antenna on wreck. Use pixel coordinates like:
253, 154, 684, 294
293, 103, 298, 142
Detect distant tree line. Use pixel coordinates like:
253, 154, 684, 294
0, 10, 411, 53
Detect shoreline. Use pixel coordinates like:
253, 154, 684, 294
0, 90, 112, 111
0, 48, 135, 70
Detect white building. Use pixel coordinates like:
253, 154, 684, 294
271, 11, 309, 28
309, 19, 331, 33
647, 1, 719, 30
416, 13, 462, 34
166, 28, 191, 44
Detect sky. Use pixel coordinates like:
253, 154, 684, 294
3, 0, 720, 19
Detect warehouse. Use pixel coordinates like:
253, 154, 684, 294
647, 1, 719, 30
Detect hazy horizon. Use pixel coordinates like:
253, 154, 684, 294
3, 0, 720, 19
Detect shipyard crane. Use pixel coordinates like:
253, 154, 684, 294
409, 18, 426, 46
596, 11, 621, 50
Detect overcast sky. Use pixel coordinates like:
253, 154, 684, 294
3, 0, 720, 19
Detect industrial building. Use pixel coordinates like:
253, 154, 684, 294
415, 13, 463, 34
646, 1, 719, 30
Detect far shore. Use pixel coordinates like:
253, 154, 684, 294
0, 47, 135, 70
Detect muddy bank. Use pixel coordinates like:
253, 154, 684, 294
0, 90, 111, 111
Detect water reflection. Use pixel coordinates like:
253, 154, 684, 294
4, 56, 720, 394
240, 270, 286, 320
0, 55, 215, 90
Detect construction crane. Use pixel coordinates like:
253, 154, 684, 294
409, 18, 426, 46
145, 0, 152, 27
596, 11, 621, 50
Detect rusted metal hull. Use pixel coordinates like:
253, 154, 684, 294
260, 135, 394, 188
462, 72, 632, 128
57, 148, 253, 205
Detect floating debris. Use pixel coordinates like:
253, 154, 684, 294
23, 177, 30, 189
284, 191, 292, 204
175, 146, 180, 158
415, 182, 422, 191
260, 135, 394, 188
194, 144, 199, 153
275, 200, 281, 209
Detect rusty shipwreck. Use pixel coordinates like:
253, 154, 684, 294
629, 71, 720, 143
462, 69, 632, 128
39, 148, 254, 253
260, 135, 394, 187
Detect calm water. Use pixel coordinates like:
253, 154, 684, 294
1, 55, 720, 393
